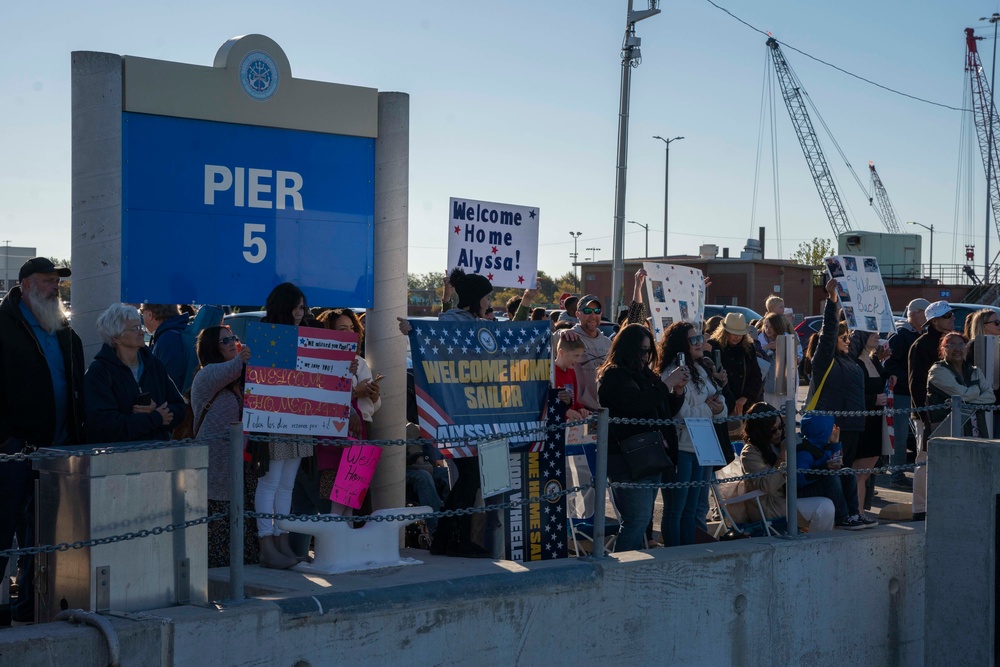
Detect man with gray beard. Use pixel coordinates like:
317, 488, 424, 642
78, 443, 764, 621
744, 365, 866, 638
0, 257, 85, 625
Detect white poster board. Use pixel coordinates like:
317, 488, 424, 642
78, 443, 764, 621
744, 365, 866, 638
685, 418, 727, 467
642, 262, 706, 338
447, 197, 539, 289
478, 437, 513, 498
823, 255, 895, 334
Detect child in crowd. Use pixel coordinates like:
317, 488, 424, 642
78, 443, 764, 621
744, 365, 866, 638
796, 413, 874, 530
554, 336, 589, 421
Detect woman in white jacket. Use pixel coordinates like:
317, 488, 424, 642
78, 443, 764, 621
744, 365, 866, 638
656, 321, 728, 546
319, 308, 382, 432
927, 332, 995, 437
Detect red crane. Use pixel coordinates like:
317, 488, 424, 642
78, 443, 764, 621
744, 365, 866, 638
965, 28, 1000, 248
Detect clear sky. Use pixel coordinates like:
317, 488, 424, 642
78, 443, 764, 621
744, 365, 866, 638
2, 0, 997, 278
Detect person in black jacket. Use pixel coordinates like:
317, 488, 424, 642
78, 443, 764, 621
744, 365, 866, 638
907, 300, 955, 521
806, 280, 865, 465
597, 323, 686, 552
708, 313, 763, 421
84, 303, 185, 443
883, 298, 927, 489
0, 257, 85, 624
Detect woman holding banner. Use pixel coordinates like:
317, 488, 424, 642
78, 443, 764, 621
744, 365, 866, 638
252, 282, 316, 569
597, 323, 687, 552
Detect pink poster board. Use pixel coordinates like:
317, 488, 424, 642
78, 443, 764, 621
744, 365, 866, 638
330, 444, 382, 509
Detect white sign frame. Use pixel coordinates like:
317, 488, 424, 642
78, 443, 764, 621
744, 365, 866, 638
823, 255, 895, 334
642, 262, 705, 338
478, 437, 513, 498
447, 197, 539, 289
684, 418, 727, 467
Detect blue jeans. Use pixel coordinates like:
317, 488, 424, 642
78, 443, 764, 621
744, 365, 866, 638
611, 473, 660, 552
406, 468, 445, 533
890, 394, 911, 482
799, 472, 858, 522
662, 452, 710, 547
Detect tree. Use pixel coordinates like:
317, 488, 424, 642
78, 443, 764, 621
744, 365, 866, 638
407, 272, 445, 292
791, 238, 835, 285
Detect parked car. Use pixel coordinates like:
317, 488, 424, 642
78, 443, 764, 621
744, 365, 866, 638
703, 304, 763, 325
944, 303, 1000, 334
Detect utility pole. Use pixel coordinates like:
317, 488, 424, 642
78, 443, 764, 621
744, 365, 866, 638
2, 240, 9, 292
627, 220, 649, 258
569, 231, 582, 290
611, 0, 660, 316
652, 135, 683, 257
587, 247, 602, 262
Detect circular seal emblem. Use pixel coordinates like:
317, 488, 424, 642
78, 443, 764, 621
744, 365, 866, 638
239, 50, 279, 100
477, 328, 498, 355
544, 479, 563, 503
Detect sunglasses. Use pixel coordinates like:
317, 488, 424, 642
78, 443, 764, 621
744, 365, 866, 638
839, 334, 850, 341
988, 319, 1000, 326
220, 335, 240, 345
640, 347, 653, 357
580, 307, 602, 315
688, 334, 705, 346
939, 312, 954, 319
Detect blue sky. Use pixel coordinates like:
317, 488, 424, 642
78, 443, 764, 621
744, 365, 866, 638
2, 1, 996, 277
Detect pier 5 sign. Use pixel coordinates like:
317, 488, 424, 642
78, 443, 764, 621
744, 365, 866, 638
120, 35, 377, 306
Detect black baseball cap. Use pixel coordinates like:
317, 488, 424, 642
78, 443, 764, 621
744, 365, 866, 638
19, 257, 71, 282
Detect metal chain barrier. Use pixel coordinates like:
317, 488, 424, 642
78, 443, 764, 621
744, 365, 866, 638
609, 461, 925, 490
247, 482, 596, 524
0, 438, 208, 463
0, 513, 227, 559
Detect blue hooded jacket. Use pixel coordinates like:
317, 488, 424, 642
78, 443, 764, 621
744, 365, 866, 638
796, 413, 842, 487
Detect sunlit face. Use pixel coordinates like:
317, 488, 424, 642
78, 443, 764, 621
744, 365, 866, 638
836, 331, 850, 355
763, 322, 776, 340
983, 313, 1000, 336
219, 327, 239, 362
578, 301, 602, 336
944, 337, 967, 364
292, 299, 306, 326
688, 330, 705, 359
930, 313, 954, 334
332, 314, 355, 334
117, 319, 146, 350
557, 347, 584, 367
479, 293, 492, 317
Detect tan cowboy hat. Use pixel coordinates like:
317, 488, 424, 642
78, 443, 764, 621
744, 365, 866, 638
721, 312, 750, 336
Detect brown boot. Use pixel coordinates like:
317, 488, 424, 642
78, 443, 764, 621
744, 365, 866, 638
276, 532, 305, 562
258, 536, 298, 569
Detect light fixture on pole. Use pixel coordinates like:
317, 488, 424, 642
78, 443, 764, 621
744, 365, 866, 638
627, 220, 649, 258
907, 221, 934, 277
569, 231, 582, 290
610, 0, 661, 317
653, 135, 684, 257
586, 247, 601, 262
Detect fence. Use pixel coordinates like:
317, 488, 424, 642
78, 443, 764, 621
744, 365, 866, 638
0, 395, 969, 610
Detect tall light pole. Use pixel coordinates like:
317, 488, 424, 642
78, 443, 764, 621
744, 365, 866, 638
586, 247, 602, 262
610, 1, 661, 317
2, 240, 9, 292
569, 231, 582, 290
908, 221, 934, 278
653, 135, 684, 257
627, 220, 649, 258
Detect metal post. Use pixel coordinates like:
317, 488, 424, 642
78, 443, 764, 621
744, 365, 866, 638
610, 49, 632, 317
664, 141, 670, 257
228, 423, 244, 603
783, 399, 798, 537
591, 409, 610, 558
950, 395, 963, 437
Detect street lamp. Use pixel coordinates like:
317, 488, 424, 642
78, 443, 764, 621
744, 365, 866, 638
569, 231, 582, 290
627, 220, 649, 258
586, 247, 602, 262
653, 135, 684, 257
610, 0, 661, 318
907, 221, 934, 278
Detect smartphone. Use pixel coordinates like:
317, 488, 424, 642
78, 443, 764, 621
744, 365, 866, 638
373, 374, 385, 383
134, 392, 151, 406
713, 350, 722, 368
676, 353, 685, 367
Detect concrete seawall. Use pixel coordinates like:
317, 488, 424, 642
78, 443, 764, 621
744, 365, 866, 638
0, 525, 924, 666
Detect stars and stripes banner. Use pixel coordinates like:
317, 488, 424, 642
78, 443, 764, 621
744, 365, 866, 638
242, 322, 357, 436
409, 320, 551, 458
503, 389, 568, 561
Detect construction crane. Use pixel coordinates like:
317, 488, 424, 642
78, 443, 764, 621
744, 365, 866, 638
965, 27, 1000, 271
766, 36, 853, 237
867, 161, 903, 233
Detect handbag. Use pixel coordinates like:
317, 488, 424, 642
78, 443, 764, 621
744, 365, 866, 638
618, 430, 673, 479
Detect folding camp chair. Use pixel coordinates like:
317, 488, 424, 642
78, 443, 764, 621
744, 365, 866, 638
566, 441, 621, 556
711, 458, 781, 539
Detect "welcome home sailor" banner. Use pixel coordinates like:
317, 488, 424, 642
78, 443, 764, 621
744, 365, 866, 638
409, 320, 550, 458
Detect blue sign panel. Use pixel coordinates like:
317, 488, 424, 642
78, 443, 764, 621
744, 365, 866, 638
122, 112, 374, 307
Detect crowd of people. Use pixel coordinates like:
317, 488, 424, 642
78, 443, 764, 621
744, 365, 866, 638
4, 251, 998, 625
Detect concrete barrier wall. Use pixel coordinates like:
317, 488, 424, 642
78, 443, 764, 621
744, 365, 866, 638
1, 526, 924, 666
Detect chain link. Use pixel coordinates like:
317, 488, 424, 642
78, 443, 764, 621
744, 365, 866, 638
610, 461, 924, 489
0, 513, 226, 559
0, 438, 208, 463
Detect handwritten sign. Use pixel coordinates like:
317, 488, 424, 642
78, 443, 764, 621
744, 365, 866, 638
330, 444, 382, 509
447, 196, 539, 289
684, 418, 727, 467
642, 262, 706, 337
823, 255, 895, 334
242, 322, 357, 436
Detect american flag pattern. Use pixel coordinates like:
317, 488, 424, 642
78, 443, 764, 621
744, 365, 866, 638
243, 322, 357, 437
